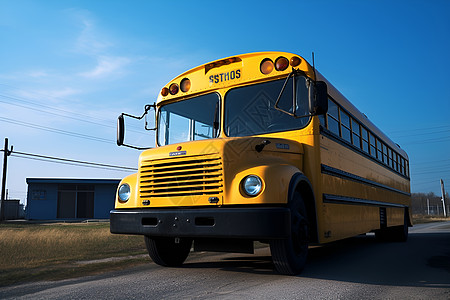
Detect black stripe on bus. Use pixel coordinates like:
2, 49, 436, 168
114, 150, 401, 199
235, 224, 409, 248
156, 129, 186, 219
321, 164, 411, 197
323, 193, 407, 208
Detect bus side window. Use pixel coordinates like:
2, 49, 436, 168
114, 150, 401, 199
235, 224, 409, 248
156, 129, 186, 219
326, 99, 339, 136
351, 119, 361, 149
376, 139, 383, 161
382, 143, 388, 165
361, 127, 369, 153
388, 148, 393, 168
369, 133, 376, 158
340, 110, 351, 143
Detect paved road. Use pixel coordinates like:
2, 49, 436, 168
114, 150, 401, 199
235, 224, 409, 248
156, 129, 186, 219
1, 222, 450, 299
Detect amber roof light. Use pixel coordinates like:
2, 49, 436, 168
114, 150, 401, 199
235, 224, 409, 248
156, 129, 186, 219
260, 59, 274, 75
180, 78, 191, 93
275, 57, 289, 71
161, 87, 169, 97
290, 56, 302, 67
169, 83, 179, 95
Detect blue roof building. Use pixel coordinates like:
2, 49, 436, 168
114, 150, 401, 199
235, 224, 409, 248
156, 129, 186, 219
26, 178, 120, 220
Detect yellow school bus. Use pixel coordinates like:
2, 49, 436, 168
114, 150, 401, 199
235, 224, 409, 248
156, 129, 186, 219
110, 51, 411, 275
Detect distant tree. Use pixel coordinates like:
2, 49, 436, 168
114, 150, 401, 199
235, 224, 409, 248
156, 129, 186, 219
411, 192, 442, 215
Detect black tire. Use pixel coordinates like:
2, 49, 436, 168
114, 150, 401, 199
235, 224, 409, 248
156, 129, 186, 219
270, 191, 309, 275
144, 236, 192, 267
375, 210, 408, 242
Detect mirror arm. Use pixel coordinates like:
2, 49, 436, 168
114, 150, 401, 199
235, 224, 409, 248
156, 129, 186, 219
117, 103, 156, 150
292, 71, 297, 116
121, 144, 152, 151
123, 104, 155, 121
274, 69, 297, 117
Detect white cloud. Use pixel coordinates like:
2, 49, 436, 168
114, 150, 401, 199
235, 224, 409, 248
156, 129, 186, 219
36, 87, 81, 99
70, 9, 113, 56
13, 86, 81, 103
79, 55, 131, 78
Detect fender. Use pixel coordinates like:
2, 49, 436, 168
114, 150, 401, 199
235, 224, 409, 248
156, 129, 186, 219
288, 172, 318, 243
114, 173, 139, 209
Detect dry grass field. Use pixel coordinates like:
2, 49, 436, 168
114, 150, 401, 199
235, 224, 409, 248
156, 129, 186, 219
0, 222, 148, 287
412, 214, 449, 224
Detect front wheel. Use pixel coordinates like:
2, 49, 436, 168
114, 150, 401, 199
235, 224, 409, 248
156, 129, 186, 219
144, 236, 192, 267
270, 191, 309, 275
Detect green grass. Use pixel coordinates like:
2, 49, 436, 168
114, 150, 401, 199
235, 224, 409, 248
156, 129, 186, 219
0, 222, 148, 287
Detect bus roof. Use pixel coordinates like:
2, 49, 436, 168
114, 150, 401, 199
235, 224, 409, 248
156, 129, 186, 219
156, 51, 407, 159
156, 52, 315, 105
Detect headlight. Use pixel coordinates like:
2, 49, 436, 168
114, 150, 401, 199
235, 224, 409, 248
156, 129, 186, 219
242, 175, 263, 196
118, 184, 131, 202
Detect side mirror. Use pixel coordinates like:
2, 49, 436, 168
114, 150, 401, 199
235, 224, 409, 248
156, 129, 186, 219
116, 104, 156, 150
309, 81, 328, 115
117, 114, 125, 146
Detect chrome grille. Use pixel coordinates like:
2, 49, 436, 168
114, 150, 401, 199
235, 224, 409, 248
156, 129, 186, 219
139, 153, 223, 198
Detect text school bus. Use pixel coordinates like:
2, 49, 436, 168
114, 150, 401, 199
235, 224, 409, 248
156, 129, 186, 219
110, 52, 411, 275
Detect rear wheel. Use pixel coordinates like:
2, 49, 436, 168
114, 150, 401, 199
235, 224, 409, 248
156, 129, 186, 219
144, 236, 192, 267
375, 209, 408, 242
270, 191, 309, 275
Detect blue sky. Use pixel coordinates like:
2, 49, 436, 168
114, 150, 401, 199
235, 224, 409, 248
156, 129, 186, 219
1, 0, 449, 204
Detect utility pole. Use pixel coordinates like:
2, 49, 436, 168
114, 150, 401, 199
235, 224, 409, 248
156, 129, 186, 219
441, 179, 447, 218
1, 138, 13, 221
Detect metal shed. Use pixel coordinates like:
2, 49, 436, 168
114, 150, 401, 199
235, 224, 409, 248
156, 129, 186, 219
26, 178, 120, 220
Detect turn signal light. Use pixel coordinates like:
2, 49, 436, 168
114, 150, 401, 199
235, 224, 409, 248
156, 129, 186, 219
180, 78, 191, 93
161, 87, 169, 97
290, 56, 301, 67
260, 59, 274, 75
275, 57, 289, 71
169, 83, 179, 95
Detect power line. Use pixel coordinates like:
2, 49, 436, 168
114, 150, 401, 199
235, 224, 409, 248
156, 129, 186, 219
411, 158, 450, 166
400, 136, 450, 145
0, 96, 115, 129
0, 116, 114, 144
0, 94, 147, 134
0, 84, 149, 131
388, 124, 450, 135
1, 149, 137, 172
0, 84, 114, 124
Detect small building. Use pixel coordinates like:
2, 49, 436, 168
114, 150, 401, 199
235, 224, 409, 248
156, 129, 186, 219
2, 199, 25, 220
26, 178, 120, 220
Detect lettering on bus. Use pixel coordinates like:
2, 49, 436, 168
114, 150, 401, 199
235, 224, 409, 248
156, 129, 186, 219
209, 69, 241, 84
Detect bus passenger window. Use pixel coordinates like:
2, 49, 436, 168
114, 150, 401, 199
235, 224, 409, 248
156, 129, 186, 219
389, 148, 394, 169
351, 119, 361, 148
382, 144, 388, 165
361, 127, 369, 153
327, 99, 339, 136
376, 139, 382, 161
369, 133, 376, 158
340, 110, 351, 143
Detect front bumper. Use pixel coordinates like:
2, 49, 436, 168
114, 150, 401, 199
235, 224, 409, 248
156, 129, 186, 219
110, 207, 290, 239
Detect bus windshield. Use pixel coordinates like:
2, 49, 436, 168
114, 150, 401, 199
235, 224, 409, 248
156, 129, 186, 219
158, 93, 220, 146
225, 76, 310, 137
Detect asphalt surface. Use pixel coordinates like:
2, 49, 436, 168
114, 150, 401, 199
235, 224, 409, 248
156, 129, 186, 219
1, 221, 450, 299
